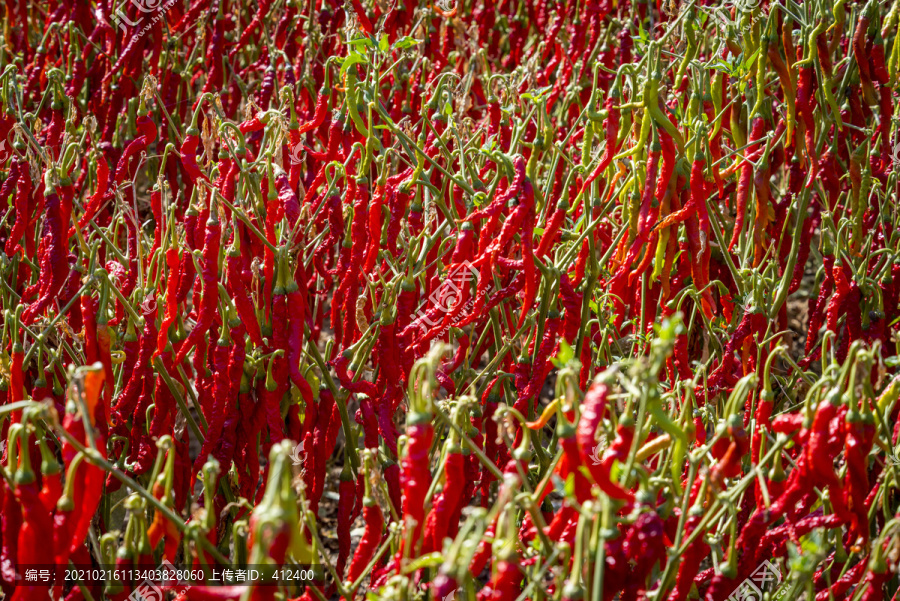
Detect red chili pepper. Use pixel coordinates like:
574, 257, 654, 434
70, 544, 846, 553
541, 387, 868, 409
825, 261, 852, 357
757, 514, 842, 560
693, 413, 706, 446
708, 310, 761, 394
207, 334, 245, 470
346, 454, 384, 585
795, 64, 819, 186
709, 420, 750, 490
331, 173, 367, 347
193, 323, 246, 477
300, 386, 331, 514
364, 180, 387, 273
789, 207, 821, 294
536, 197, 568, 259
56, 369, 108, 566
21, 187, 72, 324
112, 300, 158, 424
34, 433, 61, 514
176, 208, 222, 365
157, 247, 184, 356
180, 131, 209, 185
222, 226, 262, 348
11, 432, 56, 601
481, 558, 523, 601
3, 160, 29, 257
480, 182, 532, 278
667, 511, 708, 601
844, 406, 875, 542
802, 252, 835, 365
813, 560, 867, 601
859, 549, 890, 601
147, 481, 182, 565
805, 395, 851, 521
520, 313, 562, 414
259, 350, 288, 460
553, 420, 593, 507
397, 418, 434, 561
235, 393, 264, 505
114, 114, 157, 185
336, 463, 356, 578
423, 445, 465, 553
285, 262, 314, 407
465, 157, 526, 225
622, 512, 667, 597
229, 0, 272, 59
728, 113, 768, 238
576, 380, 634, 502
0, 466, 22, 594
853, 10, 873, 86
273, 168, 301, 232
580, 88, 620, 193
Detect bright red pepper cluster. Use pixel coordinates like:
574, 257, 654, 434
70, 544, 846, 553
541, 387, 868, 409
2, 0, 900, 599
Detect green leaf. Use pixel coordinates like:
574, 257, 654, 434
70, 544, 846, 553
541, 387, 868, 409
742, 48, 761, 71
306, 372, 321, 399
379, 34, 389, 53
340, 52, 367, 77
404, 553, 446, 572
608, 458, 623, 482
655, 314, 684, 342
551, 340, 575, 368
786, 529, 827, 579
479, 137, 497, 153
711, 59, 733, 74
392, 36, 421, 50
348, 36, 375, 52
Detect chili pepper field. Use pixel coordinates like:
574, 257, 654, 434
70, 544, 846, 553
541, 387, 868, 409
4, 0, 900, 599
